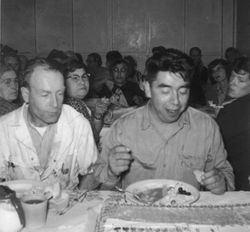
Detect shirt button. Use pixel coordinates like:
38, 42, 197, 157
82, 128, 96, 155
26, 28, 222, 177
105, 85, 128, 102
31, 158, 34, 161
163, 164, 166, 168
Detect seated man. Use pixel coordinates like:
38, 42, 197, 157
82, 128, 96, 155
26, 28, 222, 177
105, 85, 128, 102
98, 50, 234, 194
0, 64, 19, 116
217, 57, 250, 190
0, 58, 98, 190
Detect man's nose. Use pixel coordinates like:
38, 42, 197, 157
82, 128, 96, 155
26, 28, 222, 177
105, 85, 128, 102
171, 91, 180, 105
50, 95, 58, 108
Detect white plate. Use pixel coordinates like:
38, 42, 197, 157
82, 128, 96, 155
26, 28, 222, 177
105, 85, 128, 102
125, 179, 200, 206
1, 180, 46, 198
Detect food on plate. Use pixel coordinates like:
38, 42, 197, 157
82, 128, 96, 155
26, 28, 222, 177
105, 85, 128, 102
193, 170, 205, 185
133, 183, 196, 206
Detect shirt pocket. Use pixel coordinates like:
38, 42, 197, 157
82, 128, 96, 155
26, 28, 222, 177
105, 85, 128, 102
179, 153, 205, 171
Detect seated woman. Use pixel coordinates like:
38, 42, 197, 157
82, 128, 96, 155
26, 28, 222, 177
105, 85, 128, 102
63, 60, 109, 147
205, 59, 230, 106
0, 64, 19, 116
98, 59, 146, 107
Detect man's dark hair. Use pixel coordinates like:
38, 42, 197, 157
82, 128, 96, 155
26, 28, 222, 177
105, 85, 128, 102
145, 49, 192, 85
189, 47, 202, 55
22, 58, 63, 88
87, 53, 102, 66
232, 56, 250, 75
152, 46, 166, 55
106, 50, 122, 67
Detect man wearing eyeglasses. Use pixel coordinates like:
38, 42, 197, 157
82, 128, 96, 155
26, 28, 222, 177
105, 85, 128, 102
0, 58, 99, 190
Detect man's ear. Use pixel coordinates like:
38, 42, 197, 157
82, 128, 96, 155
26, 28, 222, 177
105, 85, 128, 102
21, 87, 30, 103
144, 81, 152, 98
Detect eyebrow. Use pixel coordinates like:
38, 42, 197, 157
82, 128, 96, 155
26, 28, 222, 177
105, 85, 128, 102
158, 83, 190, 88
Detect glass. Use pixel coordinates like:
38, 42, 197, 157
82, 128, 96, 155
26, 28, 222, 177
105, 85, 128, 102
21, 193, 48, 228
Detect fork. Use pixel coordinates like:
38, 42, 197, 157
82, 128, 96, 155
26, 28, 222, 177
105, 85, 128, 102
56, 190, 88, 215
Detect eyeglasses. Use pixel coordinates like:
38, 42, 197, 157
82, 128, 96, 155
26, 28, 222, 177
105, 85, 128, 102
112, 68, 127, 73
67, 73, 91, 82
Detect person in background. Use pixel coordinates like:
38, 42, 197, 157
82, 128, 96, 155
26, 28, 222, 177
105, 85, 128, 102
124, 55, 142, 84
0, 58, 99, 190
189, 47, 208, 88
225, 47, 241, 72
105, 50, 122, 69
217, 56, 250, 190
64, 60, 109, 148
3, 53, 21, 75
97, 49, 234, 194
0, 64, 19, 116
98, 59, 146, 107
86, 52, 110, 96
152, 46, 167, 55
206, 59, 230, 108
18, 54, 28, 74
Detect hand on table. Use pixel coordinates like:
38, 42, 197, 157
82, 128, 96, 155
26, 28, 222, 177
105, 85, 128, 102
202, 169, 226, 195
108, 145, 133, 177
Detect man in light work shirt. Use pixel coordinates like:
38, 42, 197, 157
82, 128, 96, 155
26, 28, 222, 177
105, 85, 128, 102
98, 50, 234, 194
0, 58, 98, 190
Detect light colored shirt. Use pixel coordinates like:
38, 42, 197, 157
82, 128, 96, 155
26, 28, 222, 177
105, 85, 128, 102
98, 101, 235, 190
0, 104, 98, 189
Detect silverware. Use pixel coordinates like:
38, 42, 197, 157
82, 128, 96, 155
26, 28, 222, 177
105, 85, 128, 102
56, 190, 88, 215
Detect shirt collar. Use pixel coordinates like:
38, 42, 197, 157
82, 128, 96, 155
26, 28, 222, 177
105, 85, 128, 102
141, 100, 190, 130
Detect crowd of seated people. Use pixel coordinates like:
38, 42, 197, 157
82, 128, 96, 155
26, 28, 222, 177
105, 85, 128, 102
0, 43, 249, 193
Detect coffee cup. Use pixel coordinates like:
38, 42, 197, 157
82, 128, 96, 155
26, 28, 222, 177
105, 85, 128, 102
21, 193, 48, 228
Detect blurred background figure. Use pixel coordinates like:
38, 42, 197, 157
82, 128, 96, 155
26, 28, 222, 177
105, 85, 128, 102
189, 47, 208, 88
18, 54, 28, 74
225, 47, 241, 72
63, 60, 109, 147
0, 64, 19, 116
124, 55, 142, 84
86, 52, 110, 96
206, 59, 230, 107
105, 50, 122, 69
3, 53, 21, 74
151, 45, 166, 55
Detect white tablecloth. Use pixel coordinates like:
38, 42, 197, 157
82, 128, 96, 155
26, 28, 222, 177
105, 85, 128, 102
22, 190, 250, 232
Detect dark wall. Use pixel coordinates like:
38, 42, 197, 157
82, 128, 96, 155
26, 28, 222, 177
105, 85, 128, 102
1, 0, 236, 69
237, 0, 250, 56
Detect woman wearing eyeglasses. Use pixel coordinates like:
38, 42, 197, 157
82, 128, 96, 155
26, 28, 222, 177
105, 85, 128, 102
63, 60, 109, 148
0, 64, 19, 116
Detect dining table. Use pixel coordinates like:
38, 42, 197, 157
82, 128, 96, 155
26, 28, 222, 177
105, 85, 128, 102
21, 190, 250, 232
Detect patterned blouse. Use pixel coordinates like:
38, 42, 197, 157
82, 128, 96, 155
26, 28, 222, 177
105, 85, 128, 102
0, 97, 19, 117
64, 97, 100, 146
